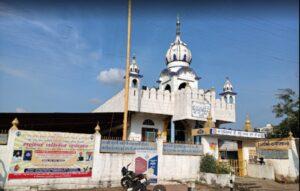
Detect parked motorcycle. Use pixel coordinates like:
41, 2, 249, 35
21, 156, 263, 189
121, 163, 148, 191
120, 163, 166, 191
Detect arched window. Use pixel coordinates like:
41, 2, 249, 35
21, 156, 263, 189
229, 96, 234, 104
132, 79, 138, 88
143, 119, 155, 126
173, 54, 177, 61
183, 54, 187, 61
165, 84, 171, 92
178, 82, 187, 90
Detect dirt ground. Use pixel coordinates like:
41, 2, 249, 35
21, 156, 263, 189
44, 184, 228, 191
43, 180, 299, 191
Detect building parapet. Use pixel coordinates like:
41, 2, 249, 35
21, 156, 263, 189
95, 87, 236, 123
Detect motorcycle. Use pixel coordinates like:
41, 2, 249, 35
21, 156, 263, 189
121, 163, 148, 191
120, 163, 166, 191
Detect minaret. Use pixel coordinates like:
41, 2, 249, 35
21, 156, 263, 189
219, 77, 237, 104
244, 115, 252, 132
129, 55, 143, 88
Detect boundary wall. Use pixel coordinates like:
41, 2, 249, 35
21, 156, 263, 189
0, 128, 202, 191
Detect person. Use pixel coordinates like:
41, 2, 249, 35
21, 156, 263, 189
13, 150, 22, 161
77, 152, 84, 161
86, 152, 93, 161
258, 157, 265, 165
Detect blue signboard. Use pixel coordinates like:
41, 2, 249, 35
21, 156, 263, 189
163, 143, 203, 155
257, 149, 289, 159
148, 155, 158, 183
100, 140, 157, 154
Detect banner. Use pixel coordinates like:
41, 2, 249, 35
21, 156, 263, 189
8, 130, 95, 179
135, 150, 158, 184
256, 138, 290, 150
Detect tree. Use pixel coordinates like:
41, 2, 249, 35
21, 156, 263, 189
271, 88, 299, 138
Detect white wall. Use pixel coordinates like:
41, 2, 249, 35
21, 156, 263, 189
247, 164, 275, 180
2, 131, 203, 191
264, 138, 299, 182
94, 87, 236, 123
129, 113, 165, 141
0, 145, 8, 188
243, 138, 299, 182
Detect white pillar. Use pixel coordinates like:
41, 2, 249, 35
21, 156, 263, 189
4, 119, 19, 188
156, 136, 164, 183
170, 120, 175, 143
91, 131, 101, 181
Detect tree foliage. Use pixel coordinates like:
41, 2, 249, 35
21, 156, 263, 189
270, 88, 299, 138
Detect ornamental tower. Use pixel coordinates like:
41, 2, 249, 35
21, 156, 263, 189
219, 77, 237, 104
158, 16, 200, 92
129, 55, 143, 88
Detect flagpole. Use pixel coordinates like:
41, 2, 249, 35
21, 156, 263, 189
122, 0, 132, 141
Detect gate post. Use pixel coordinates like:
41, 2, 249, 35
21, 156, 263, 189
237, 141, 245, 176
4, 118, 19, 188
92, 122, 102, 181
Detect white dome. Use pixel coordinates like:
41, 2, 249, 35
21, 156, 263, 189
165, 17, 192, 68
165, 39, 192, 64
129, 55, 139, 75
223, 77, 233, 92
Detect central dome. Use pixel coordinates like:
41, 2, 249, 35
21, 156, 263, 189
165, 17, 192, 68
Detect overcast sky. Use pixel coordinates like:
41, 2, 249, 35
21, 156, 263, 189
0, 0, 298, 129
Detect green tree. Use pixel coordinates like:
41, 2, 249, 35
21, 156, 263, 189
271, 88, 299, 138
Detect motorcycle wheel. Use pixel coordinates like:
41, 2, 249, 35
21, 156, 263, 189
153, 184, 166, 191
120, 177, 131, 188
133, 183, 147, 191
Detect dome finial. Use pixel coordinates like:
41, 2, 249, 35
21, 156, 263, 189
176, 14, 181, 37
132, 54, 136, 65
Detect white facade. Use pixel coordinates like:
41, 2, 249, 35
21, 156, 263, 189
94, 17, 236, 142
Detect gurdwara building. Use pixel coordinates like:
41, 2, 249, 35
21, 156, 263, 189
94, 18, 237, 143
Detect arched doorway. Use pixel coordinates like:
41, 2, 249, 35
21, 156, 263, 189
141, 119, 157, 142
165, 84, 171, 92
132, 79, 138, 88
178, 82, 187, 90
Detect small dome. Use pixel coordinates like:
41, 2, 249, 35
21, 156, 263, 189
223, 77, 233, 92
165, 17, 192, 67
129, 55, 139, 75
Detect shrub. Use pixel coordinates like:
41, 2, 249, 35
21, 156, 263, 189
200, 154, 217, 173
200, 154, 230, 174
216, 162, 231, 174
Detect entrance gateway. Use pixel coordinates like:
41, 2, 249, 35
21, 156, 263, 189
195, 128, 265, 176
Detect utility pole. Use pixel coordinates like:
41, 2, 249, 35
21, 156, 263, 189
122, 0, 132, 141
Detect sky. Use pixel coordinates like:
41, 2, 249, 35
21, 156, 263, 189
0, 0, 299, 129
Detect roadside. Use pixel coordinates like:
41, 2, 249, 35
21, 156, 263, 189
235, 176, 299, 191
43, 178, 299, 191
43, 183, 229, 191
